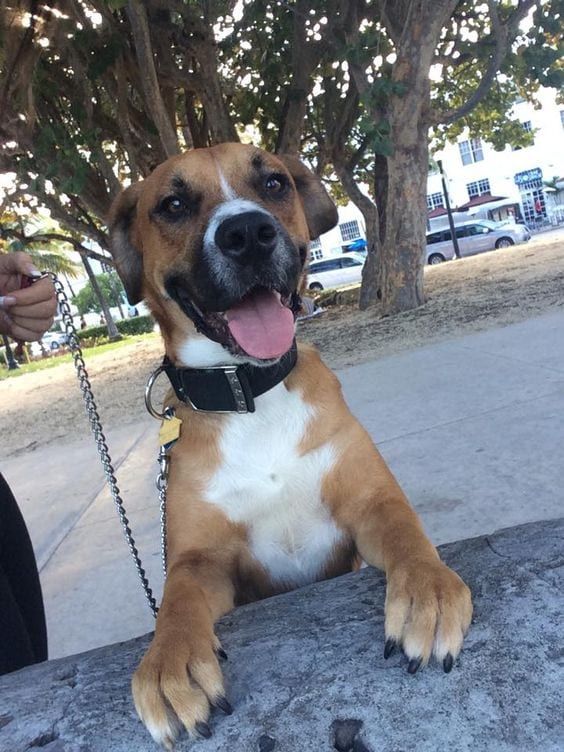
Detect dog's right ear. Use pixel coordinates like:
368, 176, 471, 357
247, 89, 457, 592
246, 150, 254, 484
107, 182, 144, 305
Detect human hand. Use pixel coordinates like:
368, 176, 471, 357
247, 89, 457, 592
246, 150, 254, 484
0, 252, 57, 341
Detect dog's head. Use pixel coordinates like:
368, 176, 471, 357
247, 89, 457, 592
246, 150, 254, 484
108, 143, 337, 365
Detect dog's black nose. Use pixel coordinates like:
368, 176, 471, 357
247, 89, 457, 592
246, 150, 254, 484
215, 211, 278, 262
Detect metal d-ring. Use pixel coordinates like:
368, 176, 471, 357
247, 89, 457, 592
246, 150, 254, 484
145, 365, 174, 420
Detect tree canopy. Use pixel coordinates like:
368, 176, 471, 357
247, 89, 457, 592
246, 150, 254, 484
72, 270, 126, 314
1, 0, 562, 314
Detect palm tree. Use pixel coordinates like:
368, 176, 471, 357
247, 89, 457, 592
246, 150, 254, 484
0, 219, 81, 278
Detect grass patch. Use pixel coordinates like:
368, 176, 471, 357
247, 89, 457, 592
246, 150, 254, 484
0, 332, 159, 380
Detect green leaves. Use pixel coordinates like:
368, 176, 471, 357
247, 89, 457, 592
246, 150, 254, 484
73, 272, 126, 314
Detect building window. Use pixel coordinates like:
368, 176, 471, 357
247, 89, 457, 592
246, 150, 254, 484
309, 237, 323, 260
521, 120, 532, 133
458, 138, 484, 165
339, 220, 361, 242
426, 192, 445, 210
466, 178, 491, 199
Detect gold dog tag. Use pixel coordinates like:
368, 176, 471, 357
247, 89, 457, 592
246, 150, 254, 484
159, 416, 182, 448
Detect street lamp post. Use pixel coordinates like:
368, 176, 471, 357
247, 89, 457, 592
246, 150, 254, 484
437, 159, 461, 259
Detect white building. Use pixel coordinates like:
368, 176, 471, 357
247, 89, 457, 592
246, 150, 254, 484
315, 89, 564, 258
426, 88, 564, 229
310, 202, 367, 260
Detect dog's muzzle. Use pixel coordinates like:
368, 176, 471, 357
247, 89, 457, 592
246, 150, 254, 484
166, 208, 304, 362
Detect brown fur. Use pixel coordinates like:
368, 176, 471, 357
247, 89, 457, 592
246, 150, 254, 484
108, 144, 472, 747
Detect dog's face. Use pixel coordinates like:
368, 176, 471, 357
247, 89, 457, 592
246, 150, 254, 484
108, 143, 337, 363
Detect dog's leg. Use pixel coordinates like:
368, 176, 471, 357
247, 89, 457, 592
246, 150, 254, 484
325, 439, 472, 674
132, 553, 234, 748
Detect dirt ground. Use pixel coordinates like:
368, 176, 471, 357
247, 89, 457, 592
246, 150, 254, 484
1, 229, 563, 458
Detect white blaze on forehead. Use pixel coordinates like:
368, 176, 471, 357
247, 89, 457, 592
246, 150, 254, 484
206, 157, 274, 243
217, 166, 237, 200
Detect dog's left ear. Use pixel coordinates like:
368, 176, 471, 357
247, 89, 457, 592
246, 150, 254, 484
107, 182, 144, 305
278, 154, 338, 240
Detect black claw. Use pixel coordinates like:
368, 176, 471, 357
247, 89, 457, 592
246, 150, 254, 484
443, 653, 454, 673
384, 638, 397, 659
407, 657, 422, 675
215, 696, 233, 715
195, 721, 212, 739
216, 647, 228, 661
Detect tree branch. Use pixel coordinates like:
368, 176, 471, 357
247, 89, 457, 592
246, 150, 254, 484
1, 227, 113, 265
432, 0, 537, 126
126, 0, 180, 157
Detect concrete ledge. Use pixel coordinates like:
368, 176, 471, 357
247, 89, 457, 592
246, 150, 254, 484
1, 518, 562, 752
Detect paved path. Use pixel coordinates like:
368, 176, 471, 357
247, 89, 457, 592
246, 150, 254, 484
3, 309, 563, 659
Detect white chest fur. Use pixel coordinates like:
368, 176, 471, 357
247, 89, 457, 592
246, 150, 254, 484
204, 383, 342, 585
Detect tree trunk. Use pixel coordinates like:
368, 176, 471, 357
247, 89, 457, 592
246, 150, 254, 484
81, 256, 121, 341
1, 333, 19, 370
373, 152, 388, 241
275, 0, 316, 155
361, 3, 456, 314
374, 109, 429, 314
192, 34, 239, 144
333, 160, 381, 310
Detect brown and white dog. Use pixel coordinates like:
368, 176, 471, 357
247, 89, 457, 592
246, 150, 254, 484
108, 143, 472, 748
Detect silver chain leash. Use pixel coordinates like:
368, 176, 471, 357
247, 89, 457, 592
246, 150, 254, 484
156, 446, 168, 575
50, 273, 160, 618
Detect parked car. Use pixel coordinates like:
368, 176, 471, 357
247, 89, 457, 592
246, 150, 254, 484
307, 252, 365, 291
42, 330, 69, 350
426, 220, 531, 265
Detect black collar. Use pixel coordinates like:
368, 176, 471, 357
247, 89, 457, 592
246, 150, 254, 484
162, 341, 298, 413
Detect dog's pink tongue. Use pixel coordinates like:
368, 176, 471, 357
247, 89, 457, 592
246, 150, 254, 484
226, 289, 294, 359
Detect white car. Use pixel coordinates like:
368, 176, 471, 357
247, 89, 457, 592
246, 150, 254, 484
42, 330, 69, 350
307, 253, 365, 291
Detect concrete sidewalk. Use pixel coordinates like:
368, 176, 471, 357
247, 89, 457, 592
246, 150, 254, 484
4, 309, 563, 659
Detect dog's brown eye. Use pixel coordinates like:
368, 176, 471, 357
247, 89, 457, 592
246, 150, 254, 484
159, 196, 187, 216
264, 173, 289, 197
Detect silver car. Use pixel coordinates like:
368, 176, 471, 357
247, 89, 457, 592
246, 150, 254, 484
426, 220, 531, 265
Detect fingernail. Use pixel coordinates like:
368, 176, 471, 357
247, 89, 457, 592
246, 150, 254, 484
25, 265, 42, 278
443, 653, 454, 673
0, 296, 17, 308
384, 638, 397, 659
215, 696, 233, 715
195, 721, 212, 739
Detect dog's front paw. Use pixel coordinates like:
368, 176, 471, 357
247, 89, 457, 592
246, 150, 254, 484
384, 559, 472, 674
132, 630, 231, 748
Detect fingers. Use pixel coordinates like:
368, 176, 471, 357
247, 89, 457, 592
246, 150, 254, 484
8, 277, 57, 311
0, 251, 39, 278
0, 277, 57, 341
9, 298, 58, 320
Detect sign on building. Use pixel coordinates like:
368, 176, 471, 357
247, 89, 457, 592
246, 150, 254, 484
514, 168, 543, 186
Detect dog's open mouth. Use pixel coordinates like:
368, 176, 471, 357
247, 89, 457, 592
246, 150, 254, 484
224, 287, 296, 359
168, 281, 300, 361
